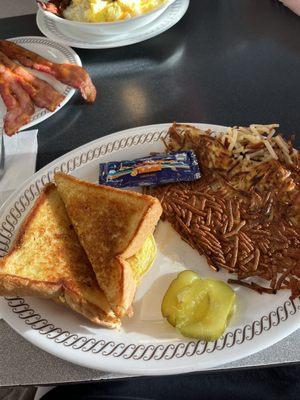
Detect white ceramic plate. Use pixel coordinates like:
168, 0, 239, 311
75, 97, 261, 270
0, 36, 81, 134
36, 0, 189, 49
0, 123, 299, 376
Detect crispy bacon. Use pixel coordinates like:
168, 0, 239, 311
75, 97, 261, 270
37, 0, 71, 17
0, 51, 64, 112
0, 40, 97, 103
0, 66, 34, 136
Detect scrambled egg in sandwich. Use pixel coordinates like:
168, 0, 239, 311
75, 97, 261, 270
127, 234, 157, 284
63, 0, 167, 23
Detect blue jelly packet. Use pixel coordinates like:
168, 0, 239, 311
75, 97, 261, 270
99, 151, 201, 188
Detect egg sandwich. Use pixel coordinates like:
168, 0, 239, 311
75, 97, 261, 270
0, 183, 120, 327
55, 172, 162, 318
0, 173, 162, 325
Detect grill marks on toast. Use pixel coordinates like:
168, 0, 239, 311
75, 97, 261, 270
0, 184, 119, 328
54, 173, 162, 317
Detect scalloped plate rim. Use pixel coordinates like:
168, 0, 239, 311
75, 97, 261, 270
0, 122, 299, 375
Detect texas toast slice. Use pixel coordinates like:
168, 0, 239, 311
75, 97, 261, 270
0, 184, 119, 328
55, 172, 162, 318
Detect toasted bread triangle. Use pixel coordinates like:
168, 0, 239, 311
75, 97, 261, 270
54, 173, 162, 317
0, 184, 119, 328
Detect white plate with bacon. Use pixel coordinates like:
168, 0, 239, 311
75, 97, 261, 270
0, 37, 96, 136
0, 122, 299, 375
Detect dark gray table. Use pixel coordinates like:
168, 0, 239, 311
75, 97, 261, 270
0, 0, 300, 387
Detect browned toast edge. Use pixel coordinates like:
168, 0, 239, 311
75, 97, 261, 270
0, 184, 120, 328
54, 173, 162, 318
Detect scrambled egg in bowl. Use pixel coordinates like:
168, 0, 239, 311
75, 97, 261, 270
63, 0, 167, 23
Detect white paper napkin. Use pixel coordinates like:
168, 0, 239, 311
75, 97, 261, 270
0, 129, 38, 320
0, 130, 38, 206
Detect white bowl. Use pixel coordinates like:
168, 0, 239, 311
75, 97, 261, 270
38, 0, 177, 36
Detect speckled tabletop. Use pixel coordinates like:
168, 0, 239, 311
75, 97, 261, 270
1, 0, 300, 387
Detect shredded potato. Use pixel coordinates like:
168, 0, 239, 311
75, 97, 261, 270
150, 123, 300, 300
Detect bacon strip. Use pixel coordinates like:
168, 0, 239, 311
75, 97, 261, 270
0, 51, 64, 112
37, 0, 71, 17
0, 40, 97, 103
0, 66, 34, 136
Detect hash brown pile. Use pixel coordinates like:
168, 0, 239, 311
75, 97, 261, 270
150, 123, 300, 299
